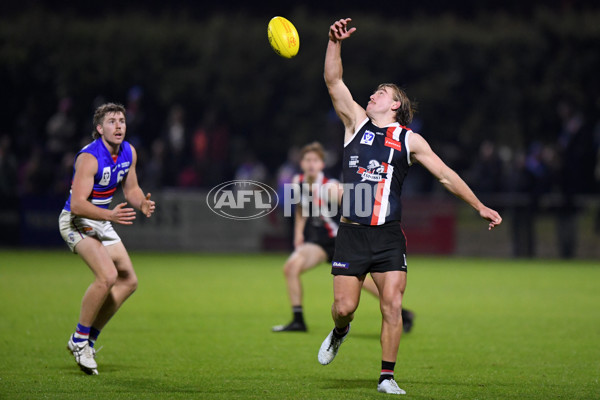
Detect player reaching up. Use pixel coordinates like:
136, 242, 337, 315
317, 18, 502, 395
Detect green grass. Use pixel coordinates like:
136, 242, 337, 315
0, 251, 599, 399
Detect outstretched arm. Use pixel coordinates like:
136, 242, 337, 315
409, 133, 502, 230
324, 18, 366, 141
122, 145, 156, 218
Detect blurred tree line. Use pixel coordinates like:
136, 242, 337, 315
1, 6, 599, 171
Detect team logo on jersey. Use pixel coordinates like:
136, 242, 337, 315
360, 130, 376, 146
356, 160, 385, 182
99, 166, 111, 186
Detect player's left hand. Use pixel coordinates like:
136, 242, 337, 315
141, 193, 156, 217
479, 207, 502, 230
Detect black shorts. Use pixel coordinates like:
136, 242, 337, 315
331, 221, 407, 276
307, 238, 336, 263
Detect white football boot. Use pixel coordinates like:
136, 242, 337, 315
67, 336, 98, 375
377, 378, 406, 395
317, 325, 350, 365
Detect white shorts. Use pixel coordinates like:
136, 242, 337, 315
59, 210, 121, 253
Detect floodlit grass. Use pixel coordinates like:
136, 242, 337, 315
0, 250, 598, 399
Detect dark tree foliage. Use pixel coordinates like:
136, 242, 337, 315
1, 4, 599, 170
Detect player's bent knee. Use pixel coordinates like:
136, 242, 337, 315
382, 298, 402, 312
127, 277, 138, 293
283, 262, 294, 277
333, 299, 358, 318
283, 258, 303, 278
116, 269, 138, 294
96, 272, 118, 291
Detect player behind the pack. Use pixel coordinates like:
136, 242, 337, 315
273, 142, 415, 333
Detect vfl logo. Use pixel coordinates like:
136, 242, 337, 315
360, 130, 376, 146
332, 261, 349, 269
356, 160, 386, 182
207, 180, 279, 220
99, 167, 111, 186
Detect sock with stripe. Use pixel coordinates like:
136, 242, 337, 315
72, 323, 90, 344
89, 326, 101, 348
379, 360, 395, 384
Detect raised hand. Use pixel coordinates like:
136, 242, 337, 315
329, 18, 357, 42
140, 193, 156, 218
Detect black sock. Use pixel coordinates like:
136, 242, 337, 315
379, 360, 395, 384
333, 325, 349, 338
292, 306, 304, 324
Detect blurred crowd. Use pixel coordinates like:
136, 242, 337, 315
0, 89, 239, 200
1, 92, 599, 258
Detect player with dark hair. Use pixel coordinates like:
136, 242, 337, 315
317, 18, 502, 395
59, 102, 156, 375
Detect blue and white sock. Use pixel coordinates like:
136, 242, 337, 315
72, 323, 90, 344
89, 326, 101, 348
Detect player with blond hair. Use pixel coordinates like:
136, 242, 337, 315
317, 18, 502, 395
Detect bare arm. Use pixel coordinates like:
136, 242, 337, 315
70, 153, 136, 224
325, 18, 366, 141
408, 133, 502, 230
121, 145, 156, 218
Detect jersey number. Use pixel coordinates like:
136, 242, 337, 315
117, 168, 129, 183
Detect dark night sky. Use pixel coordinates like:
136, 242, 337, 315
4, 0, 596, 19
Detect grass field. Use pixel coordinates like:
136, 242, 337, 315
0, 250, 598, 399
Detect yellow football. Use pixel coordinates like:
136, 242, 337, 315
267, 16, 300, 59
